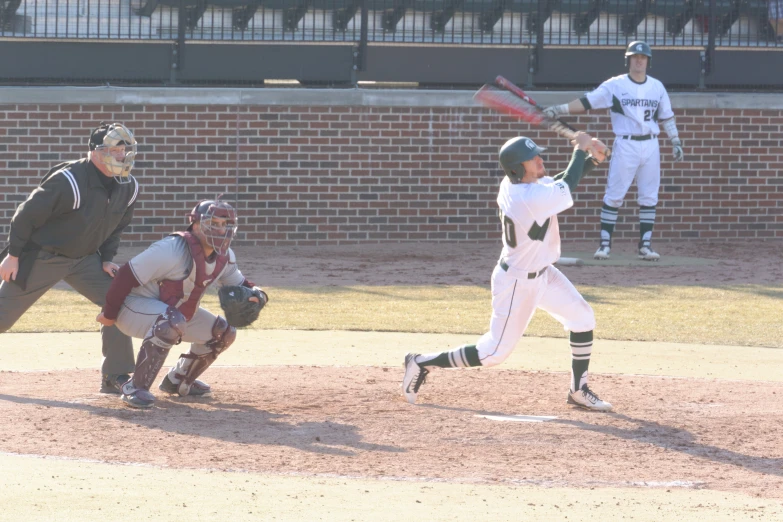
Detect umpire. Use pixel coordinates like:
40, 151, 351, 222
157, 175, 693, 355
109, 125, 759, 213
0, 122, 140, 393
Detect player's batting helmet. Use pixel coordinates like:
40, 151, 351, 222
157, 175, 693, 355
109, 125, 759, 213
499, 137, 546, 182
187, 199, 238, 255
625, 40, 652, 68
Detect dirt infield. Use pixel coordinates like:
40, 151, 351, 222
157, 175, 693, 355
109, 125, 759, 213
2, 367, 782, 500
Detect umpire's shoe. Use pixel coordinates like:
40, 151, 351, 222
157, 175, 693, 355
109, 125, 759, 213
567, 384, 613, 412
100, 373, 131, 394
402, 353, 429, 404
159, 374, 212, 397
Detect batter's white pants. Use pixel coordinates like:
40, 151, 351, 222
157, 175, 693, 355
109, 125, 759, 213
476, 264, 595, 367
604, 137, 661, 208
116, 295, 219, 357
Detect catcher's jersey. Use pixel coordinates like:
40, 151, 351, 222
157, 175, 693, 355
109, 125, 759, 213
127, 235, 245, 301
584, 74, 674, 136
497, 176, 573, 273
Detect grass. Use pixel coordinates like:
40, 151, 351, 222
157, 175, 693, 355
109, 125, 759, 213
9, 284, 783, 348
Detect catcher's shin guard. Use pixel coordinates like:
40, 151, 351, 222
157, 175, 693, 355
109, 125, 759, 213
123, 307, 186, 393
171, 316, 236, 396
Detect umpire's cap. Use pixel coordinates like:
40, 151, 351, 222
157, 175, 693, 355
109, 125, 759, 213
499, 136, 546, 180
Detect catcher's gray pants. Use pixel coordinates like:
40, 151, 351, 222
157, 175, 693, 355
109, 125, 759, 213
116, 296, 217, 357
0, 250, 135, 375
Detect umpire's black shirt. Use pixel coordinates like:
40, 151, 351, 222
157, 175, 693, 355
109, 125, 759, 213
8, 158, 139, 262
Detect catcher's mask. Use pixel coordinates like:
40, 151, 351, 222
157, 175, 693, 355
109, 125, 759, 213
188, 199, 238, 256
625, 40, 652, 69
89, 122, 137, 183
499, 136, 546, 183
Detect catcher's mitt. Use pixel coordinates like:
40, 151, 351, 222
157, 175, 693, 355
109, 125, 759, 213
218, 285, 267, 328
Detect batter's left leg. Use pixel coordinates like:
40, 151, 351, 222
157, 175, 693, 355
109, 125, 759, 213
537, 267, 612, 411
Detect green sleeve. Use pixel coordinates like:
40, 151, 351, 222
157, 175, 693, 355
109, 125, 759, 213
555, 149, 591, 192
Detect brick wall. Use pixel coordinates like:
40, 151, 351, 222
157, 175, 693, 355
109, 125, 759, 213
1, 91, 782, 246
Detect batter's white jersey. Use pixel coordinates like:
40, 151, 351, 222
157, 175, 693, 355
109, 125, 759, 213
584, 74, 674, 136
497, 175, 573, 273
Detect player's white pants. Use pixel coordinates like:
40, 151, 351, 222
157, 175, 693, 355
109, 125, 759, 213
476, 264, 595, 367
115, 296, 218, 357
604, 137, 660, 208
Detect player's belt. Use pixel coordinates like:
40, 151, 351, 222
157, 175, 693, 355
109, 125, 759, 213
619, 134, 655, 141
499, 260, 548, 279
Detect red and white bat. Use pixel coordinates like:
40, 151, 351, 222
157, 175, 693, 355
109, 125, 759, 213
474, 75, 610, 158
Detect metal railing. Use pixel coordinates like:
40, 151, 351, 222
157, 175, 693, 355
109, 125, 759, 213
1, 0, 781, 47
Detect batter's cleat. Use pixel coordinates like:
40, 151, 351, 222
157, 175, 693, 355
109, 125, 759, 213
638, 242, 660, 261
402, 353, 429, 404
121, 389, 156, 409
567, 384, 613, 412
159, 374, 212, 397
593, 243, 611, 260
100, 373, 131, 394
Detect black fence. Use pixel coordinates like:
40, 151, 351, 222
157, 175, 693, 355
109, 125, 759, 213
1, 0, 782, 88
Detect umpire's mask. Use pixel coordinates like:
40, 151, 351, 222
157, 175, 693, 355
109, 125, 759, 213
89, 122, 138, 183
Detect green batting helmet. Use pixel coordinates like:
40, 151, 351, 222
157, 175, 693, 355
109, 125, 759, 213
625, 40, 652, 67
499, 137, 546, 182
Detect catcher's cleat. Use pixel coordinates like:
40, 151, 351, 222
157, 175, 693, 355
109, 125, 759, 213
402, 353, 429, 404
121, 389, 156, 409
100, 373, 131, 394
567, 384, 613, 412
159, 373, 212, 397
638, 242, 660, 261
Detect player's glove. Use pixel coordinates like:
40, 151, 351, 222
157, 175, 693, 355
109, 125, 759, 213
588, 138, 610, 165
542, 103, 569, 120
218, 285, 268, 328
670, 137, 684, 162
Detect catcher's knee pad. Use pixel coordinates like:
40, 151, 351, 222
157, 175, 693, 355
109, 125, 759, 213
149, 306, 187, 348
171, 316, 236, 397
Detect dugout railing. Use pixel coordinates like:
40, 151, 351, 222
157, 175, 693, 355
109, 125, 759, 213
0, 0, 781, 88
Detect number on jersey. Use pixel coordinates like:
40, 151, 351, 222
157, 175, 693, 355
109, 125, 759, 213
499, 211, 550, 246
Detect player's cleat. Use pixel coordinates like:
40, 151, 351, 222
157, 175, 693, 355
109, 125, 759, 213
567, 384, 613, 412
402, 353, 429, 404
121, 389, 156, 409
638, 242, 660, 261
159, 374, 212, 397
593, 243, 611, 260
100, 373, 131, 394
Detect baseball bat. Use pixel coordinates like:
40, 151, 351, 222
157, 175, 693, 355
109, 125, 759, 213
494, 75, 579, 133
492, 75, 611, 159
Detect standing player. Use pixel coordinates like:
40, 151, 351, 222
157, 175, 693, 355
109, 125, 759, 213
543, 41, 684, 261
402, 133, 613, 412
96, 199, 268, 409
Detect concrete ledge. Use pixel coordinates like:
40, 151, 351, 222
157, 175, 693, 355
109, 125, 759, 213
0, 86, 781, 109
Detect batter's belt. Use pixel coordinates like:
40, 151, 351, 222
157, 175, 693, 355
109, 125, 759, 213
499, 260, 548, 280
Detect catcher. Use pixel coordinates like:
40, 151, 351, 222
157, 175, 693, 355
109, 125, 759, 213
96, 199, 268, 409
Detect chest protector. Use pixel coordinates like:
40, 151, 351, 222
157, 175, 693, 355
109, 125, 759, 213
158, 232, 228, 321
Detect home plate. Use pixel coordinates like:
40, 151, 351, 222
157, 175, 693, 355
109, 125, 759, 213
476, 414, 558, 423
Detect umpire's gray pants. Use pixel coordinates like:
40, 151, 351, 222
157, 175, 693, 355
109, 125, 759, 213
0, 250, 135, 375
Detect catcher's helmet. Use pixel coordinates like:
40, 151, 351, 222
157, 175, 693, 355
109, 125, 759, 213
89, 122, 137, 183
624, 40, 652, 68
499, 137, 546, 182
188, 199, 238, 255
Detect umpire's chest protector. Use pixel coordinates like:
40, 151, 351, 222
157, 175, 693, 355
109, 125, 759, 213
158, 232, 229, 320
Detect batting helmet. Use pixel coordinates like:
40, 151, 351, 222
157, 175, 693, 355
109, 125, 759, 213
89, 122, 137, 183
188, 199, 238, 256
499, 137, 546, 182
624, 40, 652, 68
